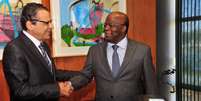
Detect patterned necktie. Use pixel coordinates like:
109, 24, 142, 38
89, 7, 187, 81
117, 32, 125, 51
112, 45, 120, 77
39, 43, 52, 73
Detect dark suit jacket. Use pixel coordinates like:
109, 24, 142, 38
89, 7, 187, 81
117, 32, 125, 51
70, 39, 158, 101
3, 32, 78, 101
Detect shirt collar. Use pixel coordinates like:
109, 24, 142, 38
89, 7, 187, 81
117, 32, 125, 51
107, 36, 128, 49
23, 30, 42, 47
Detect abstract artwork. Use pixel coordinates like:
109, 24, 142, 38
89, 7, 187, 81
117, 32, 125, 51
51, 0, 126, 57
0, 0, 41, 59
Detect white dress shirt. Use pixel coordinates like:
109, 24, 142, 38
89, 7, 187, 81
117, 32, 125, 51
23, 30, 51, 63
107, 36, 128, 70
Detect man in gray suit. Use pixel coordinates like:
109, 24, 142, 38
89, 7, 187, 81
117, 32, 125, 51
70, 11, 158, 101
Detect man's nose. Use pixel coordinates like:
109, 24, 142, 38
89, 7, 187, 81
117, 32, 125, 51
49, 22, 53, 29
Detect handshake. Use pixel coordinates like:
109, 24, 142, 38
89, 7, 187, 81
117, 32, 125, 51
58, 81, 74, 97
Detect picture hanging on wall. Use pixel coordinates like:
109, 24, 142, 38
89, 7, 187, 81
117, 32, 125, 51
51, 0, 126, 57
0, 0, 41, 60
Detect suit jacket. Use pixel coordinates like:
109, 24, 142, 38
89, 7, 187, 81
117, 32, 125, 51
70, 39, 158, 101
3, 32, 78, 101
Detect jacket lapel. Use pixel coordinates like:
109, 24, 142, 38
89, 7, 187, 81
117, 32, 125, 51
20, 33, 53, 75
101, 42, 114, 78
116, 40, 137, 78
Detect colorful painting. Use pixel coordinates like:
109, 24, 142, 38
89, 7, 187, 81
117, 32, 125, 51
51, 0, 126, 57
0, 0, 41, 59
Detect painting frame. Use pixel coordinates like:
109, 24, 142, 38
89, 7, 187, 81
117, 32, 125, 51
0, 0, 42, 60
50, 0, 126, 57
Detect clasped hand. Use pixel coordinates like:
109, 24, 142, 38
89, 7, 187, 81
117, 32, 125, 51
58, 81, 74, 97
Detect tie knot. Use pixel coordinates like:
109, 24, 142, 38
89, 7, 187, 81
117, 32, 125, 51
112, 45, 119, 51
40, 42, 45, 47
39, 43, 45, 49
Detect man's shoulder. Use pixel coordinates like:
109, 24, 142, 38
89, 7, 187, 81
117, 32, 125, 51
4, 34, 25, 51
6, 37, 19, 47
128, 39, 150, 49
87, 42, 106, 55
90, 41, 106, 49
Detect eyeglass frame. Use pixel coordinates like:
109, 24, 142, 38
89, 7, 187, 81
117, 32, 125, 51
104, 23, 125, 28
31, 19, 52, 25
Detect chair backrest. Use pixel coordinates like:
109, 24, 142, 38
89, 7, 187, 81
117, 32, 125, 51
0, 65, 10, 101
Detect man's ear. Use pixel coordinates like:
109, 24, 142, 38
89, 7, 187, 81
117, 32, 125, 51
26, 21, 35, 30
122, 25, 127, 32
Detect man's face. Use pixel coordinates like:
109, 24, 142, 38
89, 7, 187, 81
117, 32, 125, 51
104, 13, 127, 44
27, 9, 52, 41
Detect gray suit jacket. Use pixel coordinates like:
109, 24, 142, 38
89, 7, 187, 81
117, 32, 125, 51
71, 39, 158, 101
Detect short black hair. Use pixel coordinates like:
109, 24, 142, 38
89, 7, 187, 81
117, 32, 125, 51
20, 3, 48, 30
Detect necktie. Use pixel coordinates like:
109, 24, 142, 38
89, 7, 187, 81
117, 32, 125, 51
112, 45, 120, 77
39, 43, 52, 73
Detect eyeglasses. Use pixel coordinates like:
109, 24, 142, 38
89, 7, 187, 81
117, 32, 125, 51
31, 19, 52, 25
104, 23, 125, 28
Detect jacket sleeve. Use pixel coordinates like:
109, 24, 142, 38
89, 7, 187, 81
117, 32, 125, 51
69, 47, 94, 90
55, 69, 81, 81
2, 44, 60, 100
143, 46, 159, 97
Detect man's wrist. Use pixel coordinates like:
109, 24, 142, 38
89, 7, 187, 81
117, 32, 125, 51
66, 81, 74, 90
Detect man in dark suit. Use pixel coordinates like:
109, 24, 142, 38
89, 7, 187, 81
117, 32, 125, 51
3, 3, 77, 101
69, 11, 159, 101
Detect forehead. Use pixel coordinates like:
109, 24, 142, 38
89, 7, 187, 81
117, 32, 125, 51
35, 9, 50, 19
105, 13, 126, 23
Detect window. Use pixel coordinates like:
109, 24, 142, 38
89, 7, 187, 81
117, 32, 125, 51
177, 0, 201, 101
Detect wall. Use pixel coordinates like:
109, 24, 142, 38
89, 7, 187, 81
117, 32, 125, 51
127, 0, 156, 65
157, 0, 176, 100
0, 0, 156, 101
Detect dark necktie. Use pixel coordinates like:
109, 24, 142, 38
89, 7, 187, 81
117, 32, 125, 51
112, 45, 120, 77
39, 43, 52, 73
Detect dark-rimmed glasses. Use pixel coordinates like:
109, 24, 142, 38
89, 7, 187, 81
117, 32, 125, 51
31, 19, 52, 25
104, 23, 125, 28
